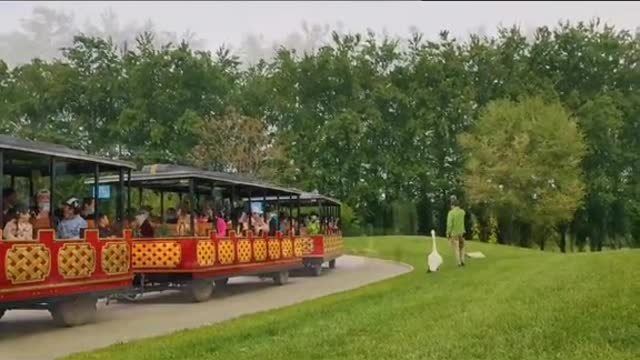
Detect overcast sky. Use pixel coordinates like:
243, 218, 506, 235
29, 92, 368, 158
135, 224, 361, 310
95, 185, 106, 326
1, 1, 639, 50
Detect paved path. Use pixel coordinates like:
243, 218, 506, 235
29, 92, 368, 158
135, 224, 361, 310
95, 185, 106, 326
0, 255, 412, 360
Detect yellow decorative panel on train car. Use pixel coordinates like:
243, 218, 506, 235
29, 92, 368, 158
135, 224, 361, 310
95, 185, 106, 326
218, 239, 235, 265
102, 242, 130, 275
132, 241, 181, 268
281, 238, 293, 258
237, 239, 252, 263
302, 238, 314, 255
323, 236, 343, 255
58, 243, 96, 279
5, 244, 51, 284
253, 239, 267, 261
267, 239, 280, 260
197, 240, 216, 267
294, 238, 305, 257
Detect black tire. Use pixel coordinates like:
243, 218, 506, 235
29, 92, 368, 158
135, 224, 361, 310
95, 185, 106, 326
0, 309, 5, 320
188, 279, 214, 302
214, 278, 229, 288
273, 271, 289, 286
311, 264, 322, 277
50, 296, 97, 327
329, 259, 336, 269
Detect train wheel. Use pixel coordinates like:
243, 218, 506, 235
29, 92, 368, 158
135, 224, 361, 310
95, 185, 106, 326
188, 279, 214, 302
311, 264, 322, 277
329, 259, 336, 269
273, 271, 289, 286
50, 296, 97, 327
214, 278, 229, 288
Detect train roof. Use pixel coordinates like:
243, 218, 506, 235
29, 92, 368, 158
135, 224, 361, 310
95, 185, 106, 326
94, 164, 302, 196
0, 135, 136, 176
244, 191, 342, 206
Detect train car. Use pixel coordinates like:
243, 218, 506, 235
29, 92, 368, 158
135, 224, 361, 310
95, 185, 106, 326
245, 192, 343, 276
0, 135, 135, 326
95, 164, 311, 302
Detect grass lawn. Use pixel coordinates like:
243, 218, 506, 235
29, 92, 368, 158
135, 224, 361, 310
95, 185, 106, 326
63, 237, 640, 360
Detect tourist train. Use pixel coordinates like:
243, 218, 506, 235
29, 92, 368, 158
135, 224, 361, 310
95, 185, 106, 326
0, 136, 342, 326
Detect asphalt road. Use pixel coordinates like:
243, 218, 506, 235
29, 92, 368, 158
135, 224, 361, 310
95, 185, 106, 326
0, 255, 412, 360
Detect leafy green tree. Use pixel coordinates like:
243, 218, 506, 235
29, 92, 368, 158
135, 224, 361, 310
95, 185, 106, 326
461, 97, 587, 246
189, 108, 274, 176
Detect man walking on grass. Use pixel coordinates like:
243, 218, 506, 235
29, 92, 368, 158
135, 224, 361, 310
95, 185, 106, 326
447, 195, 466, 267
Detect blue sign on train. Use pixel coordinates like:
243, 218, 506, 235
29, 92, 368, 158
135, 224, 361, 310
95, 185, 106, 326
92, 185, 111, 199
250, 202, 264, 214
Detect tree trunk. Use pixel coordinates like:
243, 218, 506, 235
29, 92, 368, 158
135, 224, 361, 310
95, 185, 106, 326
569, 230, 575, 252
438, 195, 449, 237
416, 198, 433, 235
558, 223, 568, 253
522, 222, 532, 248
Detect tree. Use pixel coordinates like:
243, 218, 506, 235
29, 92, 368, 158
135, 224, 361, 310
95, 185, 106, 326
460, 97, 587, 247
189, 108, 275, 177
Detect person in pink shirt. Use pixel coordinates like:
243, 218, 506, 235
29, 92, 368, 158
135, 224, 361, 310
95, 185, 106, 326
216, 211, 227, 237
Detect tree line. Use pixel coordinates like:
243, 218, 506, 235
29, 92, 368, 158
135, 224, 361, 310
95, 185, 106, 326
1, 19, 639, 251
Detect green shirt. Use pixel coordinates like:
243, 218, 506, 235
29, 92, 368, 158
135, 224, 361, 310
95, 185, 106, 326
447, 206, 466, 237
308, 221, 320, 235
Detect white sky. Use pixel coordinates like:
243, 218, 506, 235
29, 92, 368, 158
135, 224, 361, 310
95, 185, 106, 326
1, 1, 639, 48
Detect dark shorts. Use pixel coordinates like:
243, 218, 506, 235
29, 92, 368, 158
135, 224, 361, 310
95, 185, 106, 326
450, 235, 464, 250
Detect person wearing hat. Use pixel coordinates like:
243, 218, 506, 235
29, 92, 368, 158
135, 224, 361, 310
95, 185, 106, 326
57, 197, 88, 239
447, 195, 467, 267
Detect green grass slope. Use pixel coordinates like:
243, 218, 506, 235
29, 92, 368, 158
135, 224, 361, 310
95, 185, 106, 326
64, 237, 640, 360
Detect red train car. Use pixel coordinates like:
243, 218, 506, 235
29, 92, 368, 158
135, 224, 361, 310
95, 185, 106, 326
96, 164, 313, 302
245, 192, 343, 276
0, 135, 135, 326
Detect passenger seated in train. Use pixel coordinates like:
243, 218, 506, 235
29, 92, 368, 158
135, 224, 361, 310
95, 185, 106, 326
57, 197, 88, 239
176, 205, 191, 236
135, 209, 155, 238
165, 207, 178, 224
81, 197, 95, 220
196, 210, 209, 224
238, 211, 249, 234
3, 204, 33, 240
308, 215, 320, 235
204, 207, 215, 223
268, 212, 278, 236
252, 212, 269, 235
279, 213, 289, 234
96, 212, 116, 238
299, 219, 308, 236
2, 187, 18, 224
216, 211, 227, 237
32, 189, 51, 219
329, 217, 340, 233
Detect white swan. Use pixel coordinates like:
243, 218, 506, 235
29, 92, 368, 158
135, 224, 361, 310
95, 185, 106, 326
427, 229, 443, 272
